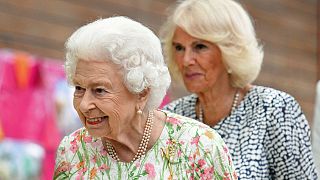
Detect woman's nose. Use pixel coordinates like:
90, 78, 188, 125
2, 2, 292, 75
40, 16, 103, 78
183, 49, 196, 66
79, 91, 96, 113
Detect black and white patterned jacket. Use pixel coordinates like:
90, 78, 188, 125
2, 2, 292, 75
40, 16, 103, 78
163, 86, 318, 179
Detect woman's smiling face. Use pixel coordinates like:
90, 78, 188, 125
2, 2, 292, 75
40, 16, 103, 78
72, 59, 138, 138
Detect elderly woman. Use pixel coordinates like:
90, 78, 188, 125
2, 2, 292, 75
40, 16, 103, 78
160, 0, 318, 179
53, 16, 237, 179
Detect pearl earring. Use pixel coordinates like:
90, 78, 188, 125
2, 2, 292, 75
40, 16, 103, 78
137, 109, 143, 115
227, 68, 232, 74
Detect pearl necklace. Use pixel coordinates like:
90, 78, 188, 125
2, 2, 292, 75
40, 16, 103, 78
104, 111, 154, 163
198, 90, 239, 122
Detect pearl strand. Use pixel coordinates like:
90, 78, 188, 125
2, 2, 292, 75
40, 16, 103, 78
198, 90, 239, 122
105, 111, 154, 163
231, 91, 240, 112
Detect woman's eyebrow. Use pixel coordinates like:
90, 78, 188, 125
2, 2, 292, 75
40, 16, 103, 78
72, 78, 82, 85
91, 80, 112, 88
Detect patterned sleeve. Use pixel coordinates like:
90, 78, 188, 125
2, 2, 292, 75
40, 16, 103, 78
267, 95, 318, 179
313, 81, 320, 175
186, 127, 238, 179
53, 136, 71, 180
204, 130, 238, 179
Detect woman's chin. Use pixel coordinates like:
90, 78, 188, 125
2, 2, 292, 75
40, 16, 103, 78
86, 130, 109, 138
183, 81, 204, 93
185, 86, 203, 93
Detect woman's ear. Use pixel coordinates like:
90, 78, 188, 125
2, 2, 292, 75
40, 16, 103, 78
136, 88, 150, 113
137, 88, 150, 102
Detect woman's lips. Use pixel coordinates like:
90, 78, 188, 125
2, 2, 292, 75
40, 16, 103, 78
184, 72, 203, 79
86, 116, 107, 125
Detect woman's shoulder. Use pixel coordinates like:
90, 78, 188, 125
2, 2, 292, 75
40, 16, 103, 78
249, 85, 298, 108
162, 109, 206, 127
59, 127, 89, 145
161, 110, 235, 177
68, 127, 87, 137
247, 86, 307, 130
162, 110, 225, 146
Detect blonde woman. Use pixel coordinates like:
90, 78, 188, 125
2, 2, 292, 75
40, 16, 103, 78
160, 0, 318, 179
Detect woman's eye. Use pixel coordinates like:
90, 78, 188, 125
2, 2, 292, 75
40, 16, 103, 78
75, 86, 82, 91
74, 86, 85, 96
95, 88, 107, 95
195, 43, 207, 50
174, 45, 184, 51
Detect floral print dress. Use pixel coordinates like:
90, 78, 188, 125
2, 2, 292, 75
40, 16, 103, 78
54, 111, 237, 180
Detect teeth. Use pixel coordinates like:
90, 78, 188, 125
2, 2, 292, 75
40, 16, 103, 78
87, 117, 102, 122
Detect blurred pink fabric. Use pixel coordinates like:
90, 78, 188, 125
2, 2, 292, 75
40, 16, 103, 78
159, 93, 170, 109
0, 49, 64, 180
0, 49, 171, 179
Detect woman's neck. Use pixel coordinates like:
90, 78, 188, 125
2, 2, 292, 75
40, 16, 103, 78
102, 110, 166, 162
197, 85, 235, 126
196, 84, 251, 126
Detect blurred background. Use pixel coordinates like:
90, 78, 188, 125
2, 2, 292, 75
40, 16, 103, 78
0, 0, 318, 179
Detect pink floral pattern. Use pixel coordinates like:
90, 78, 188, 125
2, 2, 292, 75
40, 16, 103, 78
54, 111, 237, 179
145, 163, 156, 179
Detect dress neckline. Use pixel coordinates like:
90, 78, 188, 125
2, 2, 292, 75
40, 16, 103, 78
101, 110, 170, 164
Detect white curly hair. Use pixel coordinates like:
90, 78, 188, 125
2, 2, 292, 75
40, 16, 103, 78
64, 16, 171, 111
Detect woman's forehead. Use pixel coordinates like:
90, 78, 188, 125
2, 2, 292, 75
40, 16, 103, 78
73, 60, 122, 85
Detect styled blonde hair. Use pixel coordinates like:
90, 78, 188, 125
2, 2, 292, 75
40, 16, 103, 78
159, 0, 264, 88
65, 16, 171, 111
